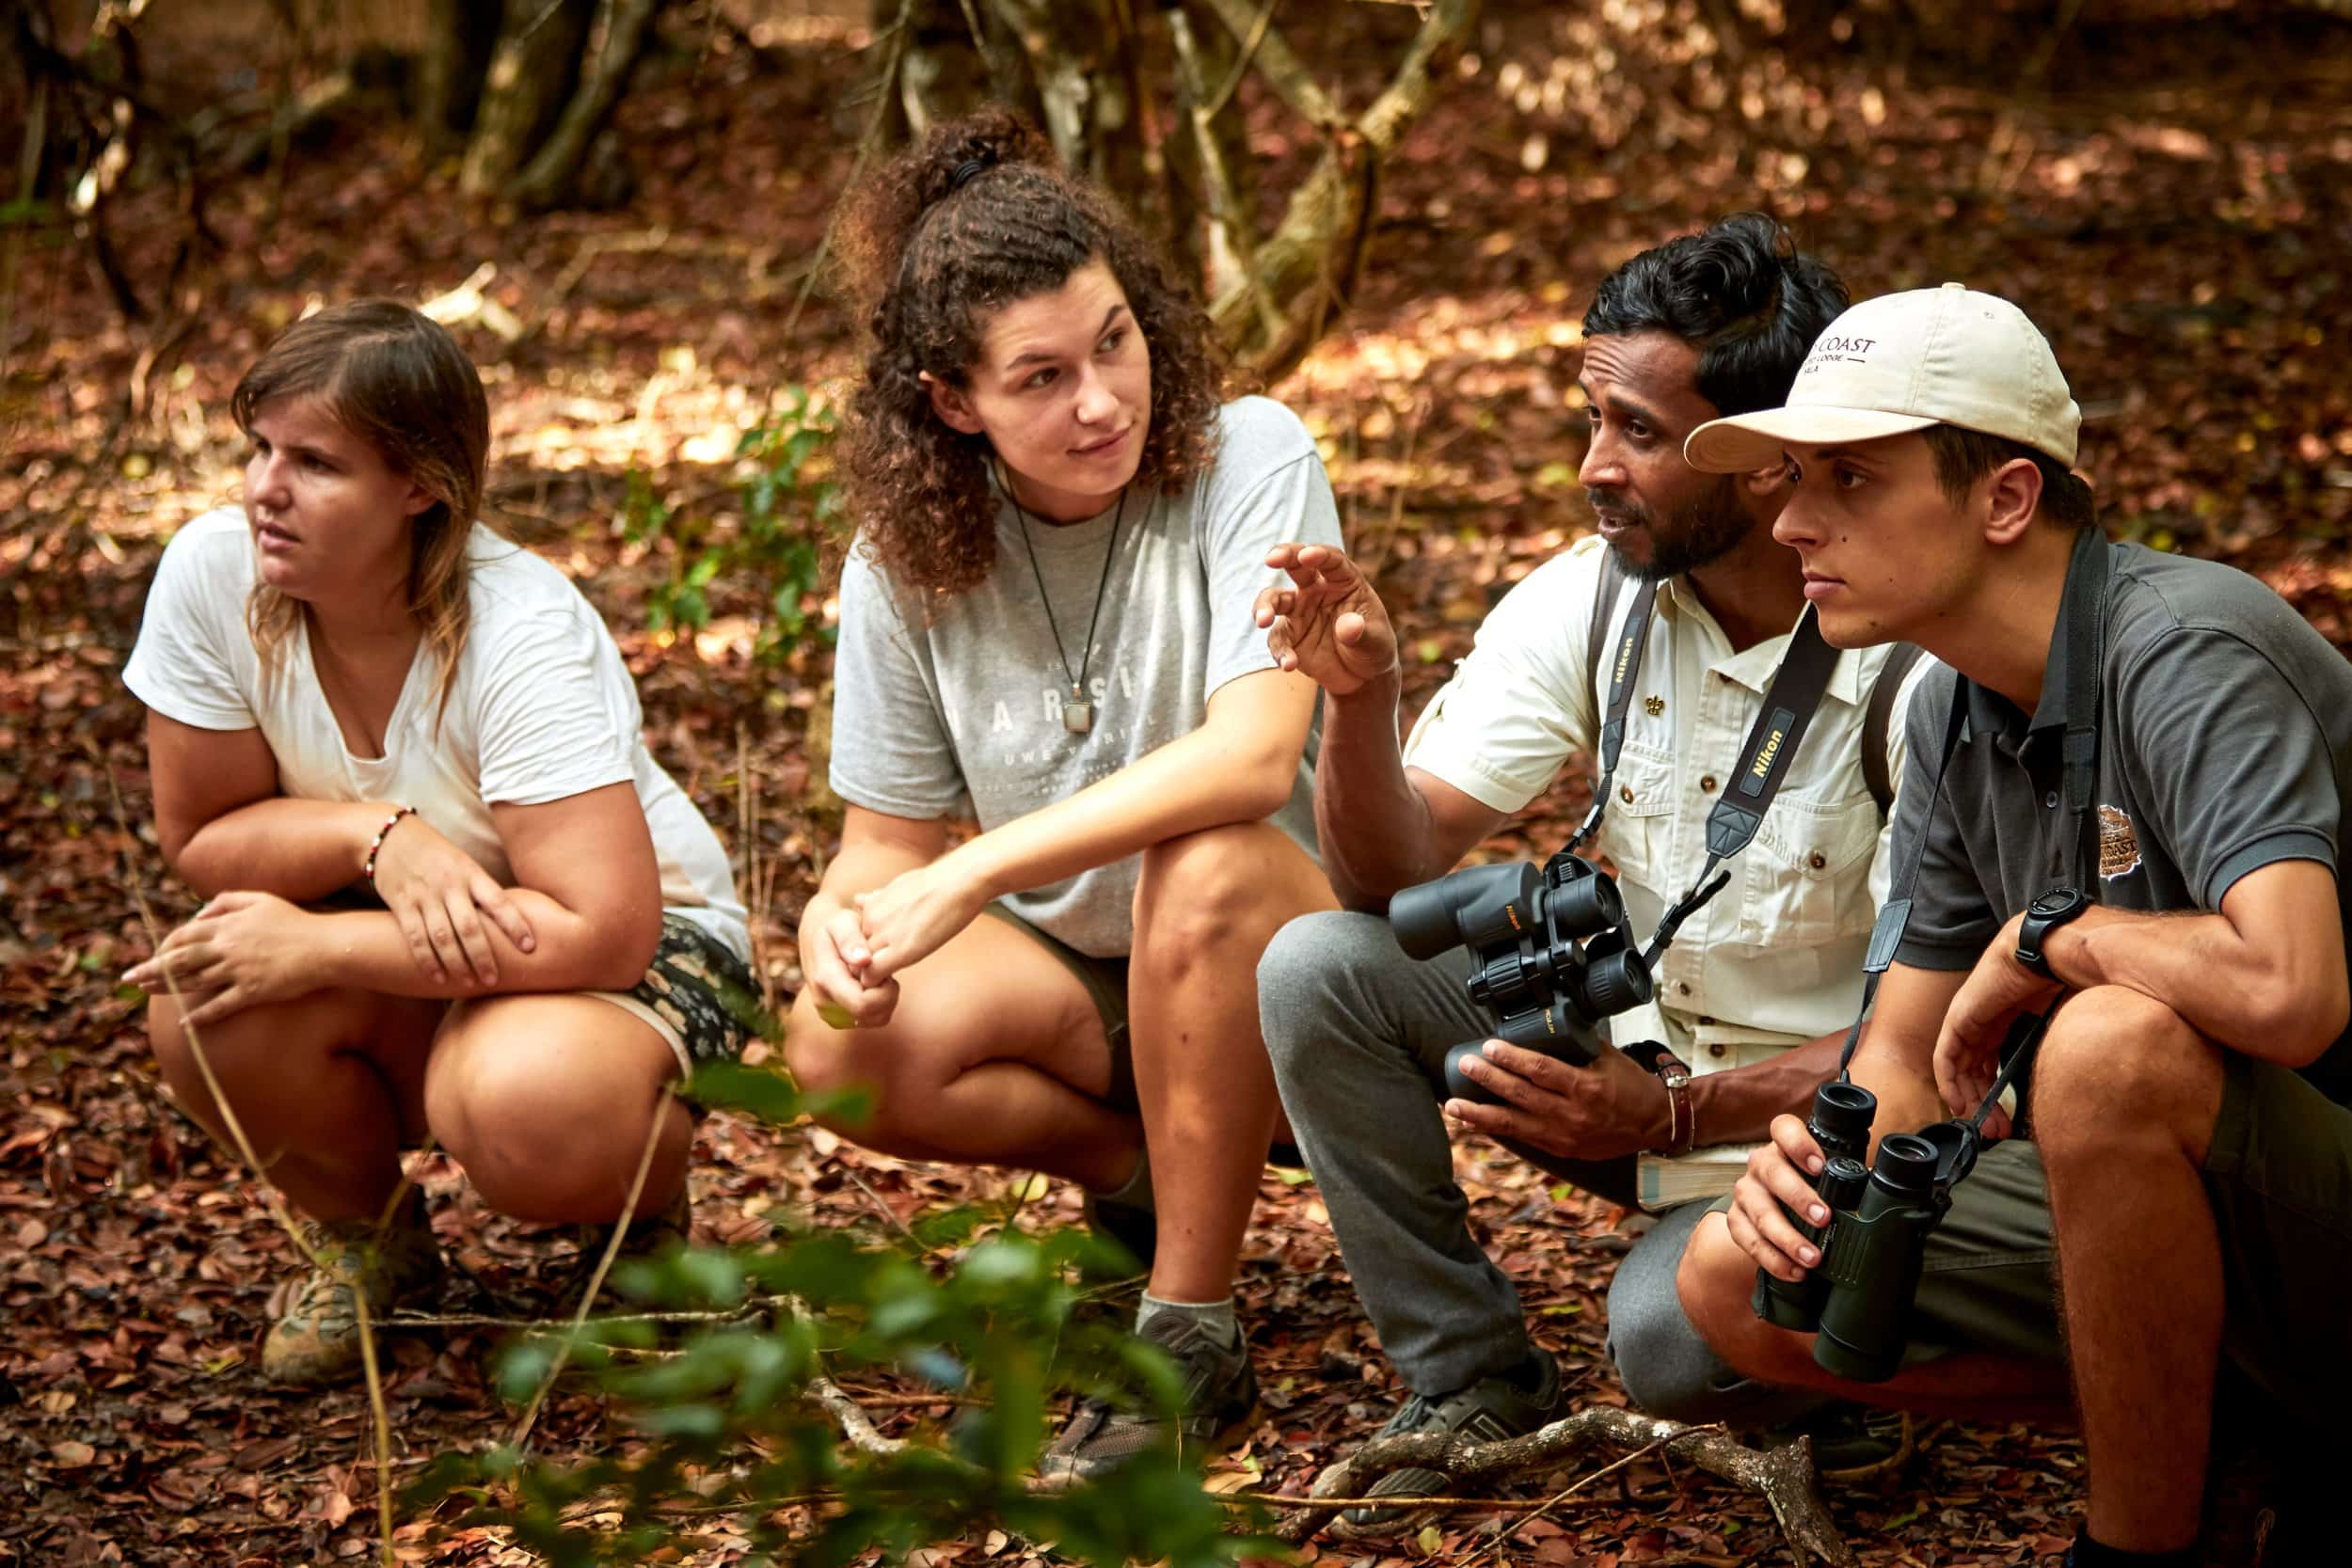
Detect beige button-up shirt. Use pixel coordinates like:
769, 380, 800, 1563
1402, 534, 1934, 1205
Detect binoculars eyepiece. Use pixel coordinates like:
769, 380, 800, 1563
1388, 856, 1654, 1105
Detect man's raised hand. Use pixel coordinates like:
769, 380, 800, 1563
1255, 543, 1400, 697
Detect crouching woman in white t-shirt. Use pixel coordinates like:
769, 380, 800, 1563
121, 300, 758, 1386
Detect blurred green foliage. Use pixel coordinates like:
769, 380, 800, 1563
404, 1061, 1275, 1567
625, 389, 846, 661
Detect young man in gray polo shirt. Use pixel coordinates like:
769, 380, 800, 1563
1677, 284, 2352, 1566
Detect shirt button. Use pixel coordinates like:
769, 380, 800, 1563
1700, 775, 1718, 794
1620, 785, 1634, 803
2045, 790, 2059, 809
1698, 1016, 1716, 1026
1676, 981, 1692, 996
1807, 851, 1828, 870
1708, 1043, 1728, 1058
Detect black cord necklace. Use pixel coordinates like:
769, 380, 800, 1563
1002, 470, 1128, 734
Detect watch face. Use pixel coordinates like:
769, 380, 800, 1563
2030, 887, 2083, 918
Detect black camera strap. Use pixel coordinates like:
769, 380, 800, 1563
1556, 571, 1850, 967
1645, 606, 1843, 964
1561, 577, 1660, 859
1833, 533, 2114, 1105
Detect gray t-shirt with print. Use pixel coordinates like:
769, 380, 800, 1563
830, 396, 1341, 957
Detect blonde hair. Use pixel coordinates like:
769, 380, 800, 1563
231, 300, 504, 721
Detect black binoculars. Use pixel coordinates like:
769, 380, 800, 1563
1388, 855, 1655, 1105
1751, 1079, 1980, 1383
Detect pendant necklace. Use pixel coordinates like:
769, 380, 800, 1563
1005, 470, 1128, 735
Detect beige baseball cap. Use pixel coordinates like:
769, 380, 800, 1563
1684, 282, 2081, 473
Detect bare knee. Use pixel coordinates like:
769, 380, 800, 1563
2030, 986, 2220, 1166
149, 990, 353, 1121
1676, 1212, 1811, 1386
781, 996, 924, 1143
1132, 824, 1284, 976
433, 1034, 685, 1224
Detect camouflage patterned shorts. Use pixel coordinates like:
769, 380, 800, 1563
592, 912, 770, 1075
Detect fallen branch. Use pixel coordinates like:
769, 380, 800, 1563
1271, 1404, 1854, 1566
787, 1294, 909, 1456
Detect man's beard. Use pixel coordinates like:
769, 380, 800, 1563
1591, 478, 1753, 583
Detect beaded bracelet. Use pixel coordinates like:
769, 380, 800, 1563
362, 805, 417, 884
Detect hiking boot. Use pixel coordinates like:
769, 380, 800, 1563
1037, 1309, 1257, 1486
261, 1212, 440, 1386
1079, 1189, 1156, 1276
563, 1183, 693, 1305
1343, 1347, 1567, 1529
1764, 1404, 1915, 1483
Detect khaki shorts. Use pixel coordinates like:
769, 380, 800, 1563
977, 904, 1136, 1110
1715, 1055, 2352, 1426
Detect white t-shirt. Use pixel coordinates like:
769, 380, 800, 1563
123, 509, 749, 960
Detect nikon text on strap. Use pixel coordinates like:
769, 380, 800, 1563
1562, 556, 1853, 964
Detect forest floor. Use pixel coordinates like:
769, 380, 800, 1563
5, 2, 2351, 1564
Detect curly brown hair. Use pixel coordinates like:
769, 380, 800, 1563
834, 106, 1226, 597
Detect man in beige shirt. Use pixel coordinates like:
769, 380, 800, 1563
1253, 214, 1925, 1522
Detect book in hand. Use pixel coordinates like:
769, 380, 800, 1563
1635, 1142, 1757, 1210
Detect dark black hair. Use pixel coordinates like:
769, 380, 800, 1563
1582, 213, 1850, 418
1922, 425, 2099, 530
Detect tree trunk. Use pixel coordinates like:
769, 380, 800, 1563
896, 0, 1032, 140
459, 0, 597, 199
509, 0, 659, 209
417, 0, 501, 155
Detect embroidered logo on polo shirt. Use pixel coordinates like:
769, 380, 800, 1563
1644, 695, 1664, 717
2098, 804, 2141, 879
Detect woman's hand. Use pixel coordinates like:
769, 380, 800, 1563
367, 811, 535, 987
853, 854, 993, 984
125, 891, 327, 1028
799, 905, 902, 1029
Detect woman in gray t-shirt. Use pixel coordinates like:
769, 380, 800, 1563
791, 108, 1342, 1479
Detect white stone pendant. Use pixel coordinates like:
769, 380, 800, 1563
1061, 699, 1093, 734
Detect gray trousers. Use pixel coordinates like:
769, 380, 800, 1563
1260, 910, 1823, 1425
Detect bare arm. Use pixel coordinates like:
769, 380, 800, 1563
306, 783, 663, 995
149, 710, 383, 899
1726, 961, 1966, 1283
1685, 1027, 1861, 1148
1311, 669, 1509, 911
796, 807, 946, 1027
956, 666, 1321, 898
2044, 860, 2348, 1067
852, 667, 1323, 983
1250, 543, 1508, 910
129, 783, 666, 1022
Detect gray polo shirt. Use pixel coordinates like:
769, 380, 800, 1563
1890, 528, 2352, 1101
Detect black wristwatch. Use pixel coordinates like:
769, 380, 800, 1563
2015, 885, 2091, 980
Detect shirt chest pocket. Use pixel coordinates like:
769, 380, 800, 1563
1733, 793, 1883, 948
1593, 750, 1678, 894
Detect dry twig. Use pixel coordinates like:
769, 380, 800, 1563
1272, 1404, 1853, 1565
105, 762, 403, 1568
